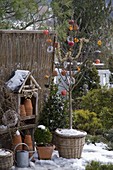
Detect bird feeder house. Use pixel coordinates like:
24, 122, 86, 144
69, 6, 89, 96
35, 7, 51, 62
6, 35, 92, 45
6, 70, 41, 129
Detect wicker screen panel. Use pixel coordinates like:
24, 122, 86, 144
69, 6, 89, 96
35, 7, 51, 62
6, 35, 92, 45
0, 30, 55, 112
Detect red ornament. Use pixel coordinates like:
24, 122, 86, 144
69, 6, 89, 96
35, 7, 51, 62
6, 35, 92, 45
69, 20, 74, 25
61, 70, 67, 76
95, 59, 100, 64
54, 42, 58, 48
61, 90, 67, 96
68, 41, 74, 47
43, 30, 49, 35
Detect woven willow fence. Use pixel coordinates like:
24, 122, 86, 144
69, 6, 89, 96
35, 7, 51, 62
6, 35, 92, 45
0, 30, 55, 114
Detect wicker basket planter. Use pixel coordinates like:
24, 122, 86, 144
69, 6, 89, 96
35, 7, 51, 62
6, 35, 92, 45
0, 149, 13, 170
54, 129, 87, 159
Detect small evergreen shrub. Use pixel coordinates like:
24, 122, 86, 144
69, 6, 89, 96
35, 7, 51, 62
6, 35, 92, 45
104, 128, 113, 150
86, 161, 113, 170
34, 125, 52, 145
86, 134, 107, 145
73, 109, 102, 135
80, 88, 113, 131
39, 83, 69, 131
100, 107, 113, 130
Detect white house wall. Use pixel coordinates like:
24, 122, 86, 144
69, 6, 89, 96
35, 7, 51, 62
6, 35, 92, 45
98, 69, 111, 88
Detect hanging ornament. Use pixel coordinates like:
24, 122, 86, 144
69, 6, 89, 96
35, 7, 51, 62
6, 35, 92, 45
77, 66, 80, 72
69, 25, 73, 31
95, 59, 100, 64
44, 75, 49, 79
54, 42, 58, 48
61, 69, 67, 76
67, 77, 75, 85
69, 20, 74, 25
73, 23, 79, 31
46, 38, 52, 43
67, 36, 74, 42
68, 41, 74, 47
43, 30, 49, 35
63, 61, 68, 68
74, 38, 79, 43
61, 90, 67, 96
97, 40, 102, 46
47, 46, 53, 53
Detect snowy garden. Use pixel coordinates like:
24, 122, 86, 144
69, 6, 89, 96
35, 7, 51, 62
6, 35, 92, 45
1, 1, 113, 170
10, 142, 113, 170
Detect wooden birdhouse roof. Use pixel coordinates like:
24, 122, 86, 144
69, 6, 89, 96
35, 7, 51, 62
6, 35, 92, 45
6, 70, 41, 93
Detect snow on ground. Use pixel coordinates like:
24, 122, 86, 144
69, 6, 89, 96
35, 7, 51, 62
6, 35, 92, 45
11, 142, 113, 170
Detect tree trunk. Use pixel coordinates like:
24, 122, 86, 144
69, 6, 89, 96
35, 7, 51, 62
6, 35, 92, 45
69, 89, 72, 129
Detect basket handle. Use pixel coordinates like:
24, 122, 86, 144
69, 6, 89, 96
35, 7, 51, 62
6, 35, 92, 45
14, 142, 29, 153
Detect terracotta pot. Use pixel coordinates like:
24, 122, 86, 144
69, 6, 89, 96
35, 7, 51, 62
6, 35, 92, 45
37, 145, 55, 160
24, 99, 33, 116
24, 135, 33, 149
12, 135, 22, 151
20, 104, 26, 117
24, 135, 33, 158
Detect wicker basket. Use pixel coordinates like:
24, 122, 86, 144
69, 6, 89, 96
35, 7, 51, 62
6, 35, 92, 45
0, 149, 13, 170
54, 129, 87, 159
